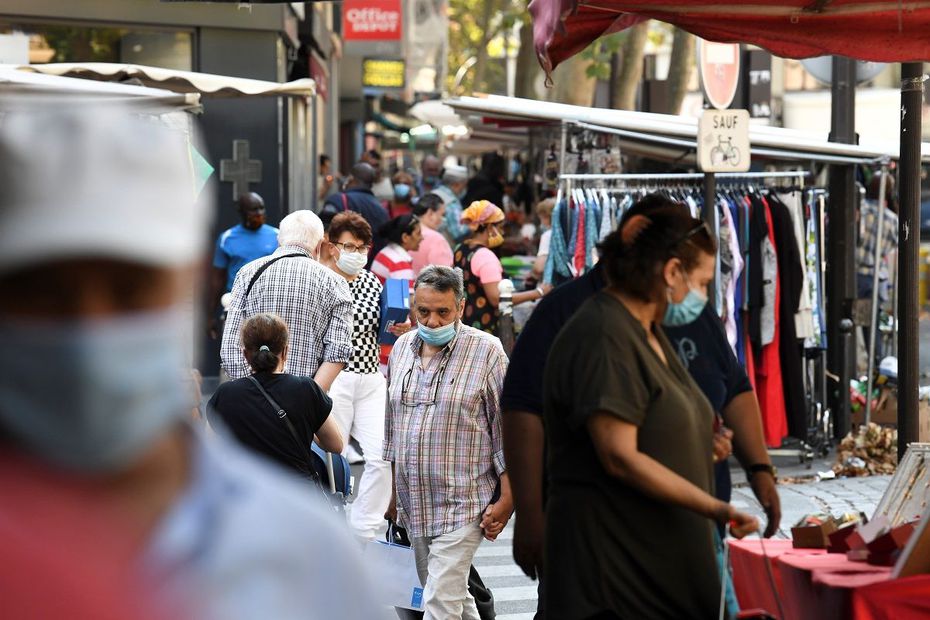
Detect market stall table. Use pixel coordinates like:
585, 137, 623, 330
777, 551, 891, 620
728, 539, 825, 618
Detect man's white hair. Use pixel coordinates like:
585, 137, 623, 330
278, 209, 324, 251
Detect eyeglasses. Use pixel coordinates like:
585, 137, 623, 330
400, 357, 449, 408
332, 241, 371, 254
669, 221, 713, 250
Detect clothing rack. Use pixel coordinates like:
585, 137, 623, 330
560, 171, 810, 182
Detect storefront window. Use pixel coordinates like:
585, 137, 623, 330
0, 22, 192, 71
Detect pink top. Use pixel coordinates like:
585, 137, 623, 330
409, 226, 453, 275
470, 246, 503, 284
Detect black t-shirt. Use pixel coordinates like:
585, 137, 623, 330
207, 372, 332, 479
663, 304, 753, 414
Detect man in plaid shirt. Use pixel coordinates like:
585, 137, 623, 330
221, 210, 354, 392
385, 266, 511, 619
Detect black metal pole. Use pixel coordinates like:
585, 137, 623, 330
898, 62, 924, 459
703, 172, 717, 304
827, 56, 858, 440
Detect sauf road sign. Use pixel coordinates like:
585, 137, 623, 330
698, 109, 751, 173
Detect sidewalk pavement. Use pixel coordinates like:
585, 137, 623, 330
729, 452, 891, 539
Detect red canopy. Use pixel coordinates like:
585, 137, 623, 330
530, 1, 930, 76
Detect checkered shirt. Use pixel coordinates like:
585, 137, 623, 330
346, 269, 382, 374
221, 245, 354, 380
384, 325, 508, 538
857, 200, 899, 278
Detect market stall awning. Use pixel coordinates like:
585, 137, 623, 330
530, 1, 930, 75
0, 66, 201, 111
445, 94, 930, 164
10, 63, 315, 98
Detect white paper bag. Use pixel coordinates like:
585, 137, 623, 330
364, 540, 425, 611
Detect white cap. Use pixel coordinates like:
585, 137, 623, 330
0, 103, 210, 274
442, 164, 468, 183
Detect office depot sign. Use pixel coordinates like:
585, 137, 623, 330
343, 0, 402, 41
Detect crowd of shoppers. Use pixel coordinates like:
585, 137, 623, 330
6, 111, 781, 620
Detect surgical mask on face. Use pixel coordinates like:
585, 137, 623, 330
663, 278, 708, 326
418, 320, 457, 347
423, 175, 439, 187
0, 309, 190, 473
336, 249, 367, 275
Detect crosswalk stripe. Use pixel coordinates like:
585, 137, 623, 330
488, 585, 540, 602
468, 563, 526, 577
497, 614, 536, 620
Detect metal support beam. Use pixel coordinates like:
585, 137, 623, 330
827, 56, 858, 439
898, 62, 925, 459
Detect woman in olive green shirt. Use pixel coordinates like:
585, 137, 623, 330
543, 199, 759, 620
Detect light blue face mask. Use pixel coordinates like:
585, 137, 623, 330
418, 321, 457, 347
0, 309, 189, 473
663, 285, 708, 326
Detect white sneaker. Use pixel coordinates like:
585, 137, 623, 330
345, 443, 365, 464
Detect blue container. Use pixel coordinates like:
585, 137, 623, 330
379, 278, 411, 344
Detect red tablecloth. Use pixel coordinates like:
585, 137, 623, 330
728, 539, 826, 618
777, 551, 891, 620
852, 575, 930, 619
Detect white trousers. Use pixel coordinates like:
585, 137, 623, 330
412, 520, 484, 620
329, 370, 391, 540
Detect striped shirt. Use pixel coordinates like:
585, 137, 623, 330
370, 243, 415, 284
857, 200, 898, 278
384, 325, 508, 538
221, 245, 354, 380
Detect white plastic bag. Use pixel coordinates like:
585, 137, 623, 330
364, 540, 425, 611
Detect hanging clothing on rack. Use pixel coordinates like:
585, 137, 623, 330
544, 192, 572, 286
755, 196, 789, 448
768, 193, 807, 440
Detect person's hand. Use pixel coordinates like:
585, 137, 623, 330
480, 498, 513, 542
387, 320, 413, 337
727, 506, 761, 539
539, 283, 553, 296
749, 470, 782, 538
712, 426, 734, 463
512, 510, 545, 580
384, 492, 398, 523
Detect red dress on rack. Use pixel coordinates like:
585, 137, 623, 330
755, 197, 789, 447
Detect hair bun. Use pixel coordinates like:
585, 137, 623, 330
620, 214, 652, 246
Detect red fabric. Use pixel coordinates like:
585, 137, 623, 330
777, 552, 891, 620
743, 317, 756, 392
530, 0, 930, 76
756, 198, 788, 448
729, 539, 827, 619
852, 575, 930, 620
572, 196, 586, 275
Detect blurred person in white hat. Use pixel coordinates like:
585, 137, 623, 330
0, 103, 385, 620
431, 164, 470, 245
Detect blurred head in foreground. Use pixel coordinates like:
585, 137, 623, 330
0, 102, 209, 474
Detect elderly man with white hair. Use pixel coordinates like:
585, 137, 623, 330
221, 210, 354, 392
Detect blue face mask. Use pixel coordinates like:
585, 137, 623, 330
0, 309, 189, 472
394, 183, 411, 200
663, 286, 708, 326
423, 175, 440, 187
418, 321, 457, 347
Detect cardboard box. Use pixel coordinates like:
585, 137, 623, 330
792, 518, 838, 548
852, 386, 898, 426
379, 279, 410, 345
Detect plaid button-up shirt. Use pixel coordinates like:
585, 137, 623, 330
857, 200, 899, 278
384, 325, 508, 538
221, 245, 354, 380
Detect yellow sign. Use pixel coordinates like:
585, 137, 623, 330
363, 58, 405, 89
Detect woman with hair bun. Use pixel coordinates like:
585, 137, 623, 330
543, 203, 759, 619
207, 312, 343, 479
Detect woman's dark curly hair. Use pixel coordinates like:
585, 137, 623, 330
598, 193, 717, 303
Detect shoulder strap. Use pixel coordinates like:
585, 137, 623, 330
244, 252, 307, 297
246, 375, 305, 447
341, 192, 349, 211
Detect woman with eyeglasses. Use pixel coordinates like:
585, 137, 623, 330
454, 200, 551, 335
319, 211, 399, 540
542, 205, 759, 619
